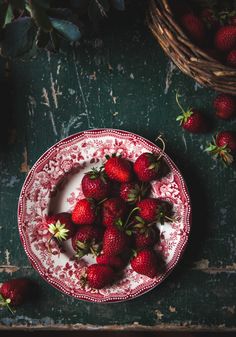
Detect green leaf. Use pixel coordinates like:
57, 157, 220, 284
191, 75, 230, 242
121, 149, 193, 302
49, 17, 81, 41
29, 1, 52, 32
0, 3, 8, 29
10, 0, 25, 10
0, 17, 37, 59
88, 0, 110, 24
5, 4, 14, 26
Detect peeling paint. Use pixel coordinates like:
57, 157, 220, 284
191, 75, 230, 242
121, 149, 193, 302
155, 309, 164, 320
193, 260, 236, 273
164, 61, 176, 94
50, 73, 62, 109
169, 306, 177, 313
20, 147, 30, 173
194, 259, 209, 270
0, 265, 20, 273
4, 249, 10, 265
42, 88, 50, 107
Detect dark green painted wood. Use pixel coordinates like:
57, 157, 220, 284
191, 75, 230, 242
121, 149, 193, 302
0, 3, 236, 330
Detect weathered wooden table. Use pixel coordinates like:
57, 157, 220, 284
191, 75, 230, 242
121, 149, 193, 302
0, 3, 236, 333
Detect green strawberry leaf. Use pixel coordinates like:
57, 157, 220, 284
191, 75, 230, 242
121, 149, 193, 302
49, 17, 81, 42
4, 4, 14, 26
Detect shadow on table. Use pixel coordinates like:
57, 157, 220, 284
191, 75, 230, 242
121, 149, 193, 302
163, 148, 210, 272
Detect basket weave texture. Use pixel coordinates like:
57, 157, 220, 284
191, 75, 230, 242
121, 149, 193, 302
148, 0, 236, 95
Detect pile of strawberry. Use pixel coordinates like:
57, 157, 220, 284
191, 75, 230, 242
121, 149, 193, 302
43, 152, 172, 290
172, 0, 236, 67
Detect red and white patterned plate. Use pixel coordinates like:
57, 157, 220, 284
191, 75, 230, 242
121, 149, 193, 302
18, 129, 191, 302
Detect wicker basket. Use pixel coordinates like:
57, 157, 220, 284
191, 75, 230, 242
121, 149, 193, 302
148, 0, 236, 95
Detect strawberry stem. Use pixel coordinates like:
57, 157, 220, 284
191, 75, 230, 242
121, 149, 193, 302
125, 207, 139, 227
155, 135, 166, 161
176, 92, 186, 115
97, 198, 108, 206
0, 295, 14, 315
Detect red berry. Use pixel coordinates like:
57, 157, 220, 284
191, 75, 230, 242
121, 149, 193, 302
0, 278, 32, 308
134, 153, 162, 182
180, 13, 206, 45
134, 227, 158, 249
200, 8, 219, 30
137, 198, 160, 223
227, 49, 236, 68
72, 225, 103, 258
131, 250, 159, 278
46, 212, 75, 241
103, 226, 130, 256
96, 254, 125, 270
206, 131, 236, 165
137, 198, 172, 224
72, 199, 96, 225
104, 156, 133, 183
120, 182, 149, 203
215, 25, 236, 52
102, 197, 127, 227
214, 94, 236, 119
81, 168, 110, 200
216, 131, 236, 151
85, 264, 115, 289
176, 93, 206, 133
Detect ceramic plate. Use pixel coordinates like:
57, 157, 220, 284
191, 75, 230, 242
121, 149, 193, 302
18, 129, 191, 302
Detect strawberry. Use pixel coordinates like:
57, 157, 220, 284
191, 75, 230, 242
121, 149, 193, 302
180, 13, 206, 45
227, 49, 236, 68
133, 216, 159, 249
120, 182, 150, 204
0, 278, 32, 312
176, 93, 206, 133
134, 153, 162, 182
104, 154, 133, 183
72, 225, 103, 258
214, 25, 236, 52
214, 94, 236, 120
72, 198, 97, 225
46, 212, 75, 242
96, 254, 125, 271
102, 197, 127, 227
200, 8, 219, 30
82, 264, 115, 289
206, 131, 236, 165
103, 225, 131, 256
131, 249, 158, 278
81, 167, 110, 200
137, 198, 172, 224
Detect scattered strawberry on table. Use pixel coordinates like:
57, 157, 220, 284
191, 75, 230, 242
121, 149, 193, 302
206, 131, 236, 165
39, 154, 173, 289
0, 278, 33, 313
213, 94, 236, 120
176, 93, 207, 133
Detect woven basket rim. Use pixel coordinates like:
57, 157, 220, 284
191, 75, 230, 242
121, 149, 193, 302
147, 0, 236, 94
